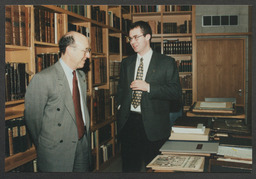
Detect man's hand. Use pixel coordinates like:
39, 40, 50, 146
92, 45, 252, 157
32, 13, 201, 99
130, 80, 149, 92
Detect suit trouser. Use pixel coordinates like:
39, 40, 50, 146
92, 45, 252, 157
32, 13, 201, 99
73, 129, 90, 172
120, 111, 168, 172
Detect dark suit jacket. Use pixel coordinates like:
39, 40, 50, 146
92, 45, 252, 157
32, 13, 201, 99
24, 61, 91, 172
117, 51, 182, 141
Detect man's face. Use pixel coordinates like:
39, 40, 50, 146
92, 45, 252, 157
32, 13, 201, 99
70, 37, 91, 69
129, 27, 150, 56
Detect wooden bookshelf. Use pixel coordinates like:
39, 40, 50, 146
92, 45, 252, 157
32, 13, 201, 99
4, 4, 130, 172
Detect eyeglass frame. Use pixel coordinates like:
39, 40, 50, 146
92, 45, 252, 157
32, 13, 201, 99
127, 34, 145, 42
69, 46, 91, 55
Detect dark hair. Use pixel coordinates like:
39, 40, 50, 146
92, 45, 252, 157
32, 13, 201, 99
129, 21, 152, 40
58, 34, 75, 55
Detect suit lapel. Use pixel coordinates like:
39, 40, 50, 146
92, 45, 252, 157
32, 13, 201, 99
145, 51, 157, 82
127, 55, 137, 84
55, 61, 76, 124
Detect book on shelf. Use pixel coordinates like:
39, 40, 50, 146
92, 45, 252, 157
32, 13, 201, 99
109, 36, 120, 53
163, 40, 192, 55
5, 117, 32, 157
165, 5, 192, 12
91, 26, 103, 53
35, 53, 59, 73
92, 57, 107, 85
92, 89, 112, 125
5, 62, 29, 101
6, 5, 30, 46
34, 6, 57, 44
147, 155, 205, 172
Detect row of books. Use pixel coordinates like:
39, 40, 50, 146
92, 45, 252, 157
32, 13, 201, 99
68, 23, 90, 37
165, 5, 192, 12
5, 62, 29, 102
57, 5, 88, 17
122, 18, 132, 34
182, 90, 192, 106
176, 60, 192, 72
163, 41, 192, 54
108, 11, 120, 30
132, 5, 161, 13
92, 89, 115, 125
109, 61, 121, 77
132, 5, 192, 13
5, 5, 30, 46
109, 36, 120, 54
163, 21, 192, 34
34, 6, 56, 43
91, 6, 106, 24
5, 117, 32, 157
109, 79, 119, 96
92, 57, 107, 85
179, 74, 192, 89
35, 52, 60, 73
91, 26, 103, 53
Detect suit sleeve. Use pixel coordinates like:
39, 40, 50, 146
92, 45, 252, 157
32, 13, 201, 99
149, 57, 182, 101
116, 59, 126, 108
24, 74, 48, 147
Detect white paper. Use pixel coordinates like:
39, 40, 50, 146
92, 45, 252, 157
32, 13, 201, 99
217, 146, 252, 160
200, 102, 226, 108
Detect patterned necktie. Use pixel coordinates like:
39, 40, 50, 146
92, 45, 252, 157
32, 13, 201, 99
72, 70, 85, 139
131, 58, 143, 108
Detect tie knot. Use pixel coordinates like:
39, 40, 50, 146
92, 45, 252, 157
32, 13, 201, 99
73, 70, 76, 75
140, 58, 143, 62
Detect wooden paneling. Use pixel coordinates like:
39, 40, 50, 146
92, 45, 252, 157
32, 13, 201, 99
196, 38, 245, 105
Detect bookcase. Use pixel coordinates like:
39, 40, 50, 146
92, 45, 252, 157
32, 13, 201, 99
131, 5, 195, 111
4, 4, 131, 172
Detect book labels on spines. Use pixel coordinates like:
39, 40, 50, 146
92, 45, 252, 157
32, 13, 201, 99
5, 5, 29, 46
5, 117, 32, 157
35, 52, 59, 73
5, 62, 29, 102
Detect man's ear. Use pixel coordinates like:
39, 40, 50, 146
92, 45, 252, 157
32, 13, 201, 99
145, 34, 151, 41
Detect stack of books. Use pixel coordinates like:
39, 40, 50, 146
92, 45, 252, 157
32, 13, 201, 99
170, 124, 210, 141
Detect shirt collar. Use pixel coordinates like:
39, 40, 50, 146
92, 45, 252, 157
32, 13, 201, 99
60, 58, 73, 75
137, 48, 153, 61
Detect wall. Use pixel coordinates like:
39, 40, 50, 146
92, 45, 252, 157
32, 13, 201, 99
195, 5, 249, 33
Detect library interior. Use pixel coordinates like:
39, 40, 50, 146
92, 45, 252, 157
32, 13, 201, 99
4, 5, 253, 173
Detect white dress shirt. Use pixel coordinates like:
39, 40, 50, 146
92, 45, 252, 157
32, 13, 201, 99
60, 58, 86, 125
130, 48, 153, 112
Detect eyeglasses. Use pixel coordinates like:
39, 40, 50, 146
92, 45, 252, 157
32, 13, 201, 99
70, 46, 91, 56
127, 34, 145, 42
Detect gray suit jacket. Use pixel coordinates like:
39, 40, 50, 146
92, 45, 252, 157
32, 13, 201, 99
24, 61, 91, 172
117, 51, 182, 141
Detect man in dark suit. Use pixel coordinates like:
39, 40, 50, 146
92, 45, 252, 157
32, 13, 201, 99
117, 21, 182, 172
25, 31, 91, 172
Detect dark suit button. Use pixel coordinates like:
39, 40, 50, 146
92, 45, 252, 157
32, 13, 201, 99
57, 108, 60, 111
58, 123, 61, 126
60, 140, 63, 143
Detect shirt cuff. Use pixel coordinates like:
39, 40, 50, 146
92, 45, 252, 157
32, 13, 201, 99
147, 83, 150, 93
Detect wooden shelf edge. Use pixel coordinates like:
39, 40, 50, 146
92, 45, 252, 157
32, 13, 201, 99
5, 45, 31, 51
91, 116, 115, 131
5, 99, 24, 106
5, 147, 37, 172
196, 32, 252, 37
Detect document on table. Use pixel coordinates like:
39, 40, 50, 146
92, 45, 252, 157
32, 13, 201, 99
217, 146, 252, 160
200, 102, 226, 108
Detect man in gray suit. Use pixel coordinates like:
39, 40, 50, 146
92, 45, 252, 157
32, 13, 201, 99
25, 31, 91, 172
117, 21, 182, 172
